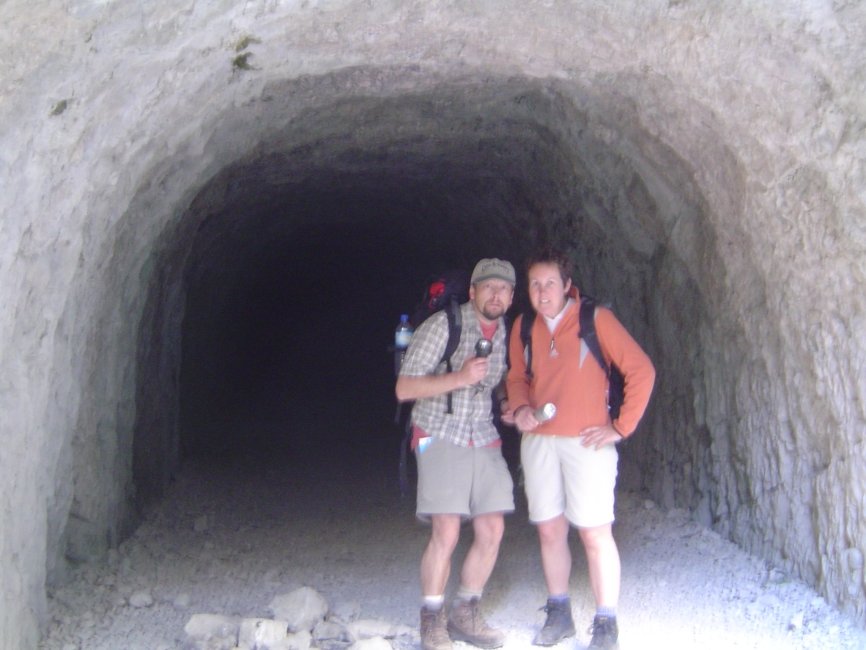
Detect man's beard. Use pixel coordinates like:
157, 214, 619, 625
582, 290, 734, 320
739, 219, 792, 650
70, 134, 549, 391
480, 302, 505, 321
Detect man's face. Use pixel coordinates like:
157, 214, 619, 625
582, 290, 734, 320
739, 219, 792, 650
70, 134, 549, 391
470, 279, 514, 323
528, 262, 571, 319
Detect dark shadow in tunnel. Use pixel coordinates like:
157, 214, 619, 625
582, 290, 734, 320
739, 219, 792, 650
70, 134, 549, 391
132, 140, 536, 521
181, 223, 410, 457
176, 214, 520, 479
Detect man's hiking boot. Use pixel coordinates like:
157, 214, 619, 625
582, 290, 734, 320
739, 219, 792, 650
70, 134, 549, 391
532, 598, 575, 645
587, 614, 619, 649
446, 598, 505, 648
420, 607, 452, 650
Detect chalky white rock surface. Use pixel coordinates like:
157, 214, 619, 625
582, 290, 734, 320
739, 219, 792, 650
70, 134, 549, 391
183, 613, 239, 646
238, 617, 290, 648
348, 638, 391, 650
269, 588, 329, 633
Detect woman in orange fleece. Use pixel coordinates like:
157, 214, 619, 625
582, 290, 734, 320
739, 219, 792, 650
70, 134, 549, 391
505, 248, 655, 650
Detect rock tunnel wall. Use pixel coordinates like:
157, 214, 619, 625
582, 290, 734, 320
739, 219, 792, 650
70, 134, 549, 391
1, 1, 864, 647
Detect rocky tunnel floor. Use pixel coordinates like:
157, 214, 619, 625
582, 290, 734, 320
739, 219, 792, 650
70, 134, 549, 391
39, 413, 866, 650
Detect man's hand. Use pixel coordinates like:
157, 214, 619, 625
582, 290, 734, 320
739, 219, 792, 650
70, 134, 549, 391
396, 355, 491, 402
458, 356, 489, 387
499, 398, 514, 425
579, 424, 623, 450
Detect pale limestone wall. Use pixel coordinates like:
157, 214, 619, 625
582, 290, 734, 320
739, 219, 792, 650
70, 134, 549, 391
0, 1, 864, 647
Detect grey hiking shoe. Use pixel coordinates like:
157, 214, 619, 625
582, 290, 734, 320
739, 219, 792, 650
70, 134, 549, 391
420, 607, 452, 650
532, 598, 575, 645
446, 598, 505, 648
587, 614, 619, 649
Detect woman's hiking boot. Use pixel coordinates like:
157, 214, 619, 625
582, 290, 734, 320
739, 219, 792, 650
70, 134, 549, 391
420, 607, 452, 650
587, 614, 619, 649
446, 598, 505, 648
532, 597, 575, 645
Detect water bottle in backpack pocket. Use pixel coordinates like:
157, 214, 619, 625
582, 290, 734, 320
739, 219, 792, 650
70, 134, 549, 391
394, 314, 414, 375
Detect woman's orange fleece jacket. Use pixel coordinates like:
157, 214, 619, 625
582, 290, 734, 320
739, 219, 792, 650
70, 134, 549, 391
506, 295, 656, 438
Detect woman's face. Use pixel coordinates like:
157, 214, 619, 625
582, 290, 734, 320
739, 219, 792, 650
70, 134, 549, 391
528, 262, 571, 319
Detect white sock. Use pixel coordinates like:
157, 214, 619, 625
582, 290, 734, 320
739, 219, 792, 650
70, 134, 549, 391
455, 586, 483, 603
422, 595, 445, 611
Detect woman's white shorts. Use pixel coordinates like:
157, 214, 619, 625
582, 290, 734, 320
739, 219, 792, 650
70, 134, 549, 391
520, 433, 618, 528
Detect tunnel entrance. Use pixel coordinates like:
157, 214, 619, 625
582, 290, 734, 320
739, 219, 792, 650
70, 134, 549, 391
119, 74, 737, 610
3, 5, 858, 642
64, 128, 866, 645
131, 74, 692, 514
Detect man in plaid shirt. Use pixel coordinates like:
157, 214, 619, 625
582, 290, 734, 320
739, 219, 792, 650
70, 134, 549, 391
396, 258, 516, 650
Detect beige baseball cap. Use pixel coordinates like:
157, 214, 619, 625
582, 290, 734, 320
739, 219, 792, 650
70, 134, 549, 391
470, 258, 516, 285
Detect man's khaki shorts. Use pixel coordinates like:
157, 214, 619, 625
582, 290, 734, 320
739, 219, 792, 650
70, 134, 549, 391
520, 433, 618, 528
415, 436, 514, 521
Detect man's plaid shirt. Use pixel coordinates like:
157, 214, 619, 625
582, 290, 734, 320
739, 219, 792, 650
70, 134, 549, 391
399, 301, 507, 447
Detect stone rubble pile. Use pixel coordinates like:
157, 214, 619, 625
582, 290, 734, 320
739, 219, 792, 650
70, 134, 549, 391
183, 586, 416, 650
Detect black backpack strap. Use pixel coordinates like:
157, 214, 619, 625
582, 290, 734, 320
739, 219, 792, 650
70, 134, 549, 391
397, 413, 412, 497
441, 298, 462, 414
579, 296, 628, 422
519, 311, 536, 380
578, 296, 609, 375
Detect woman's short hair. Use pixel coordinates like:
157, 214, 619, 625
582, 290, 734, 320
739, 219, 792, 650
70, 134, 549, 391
524, 247, 572, 284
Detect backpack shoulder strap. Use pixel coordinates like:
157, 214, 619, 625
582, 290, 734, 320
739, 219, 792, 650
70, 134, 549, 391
519, 311, 536, 379
579, 296, 609, 375
441, 298, 463, 414
441, 298, 462, 369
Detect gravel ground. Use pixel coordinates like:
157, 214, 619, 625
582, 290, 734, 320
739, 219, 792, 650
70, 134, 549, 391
39, 420, 866, 650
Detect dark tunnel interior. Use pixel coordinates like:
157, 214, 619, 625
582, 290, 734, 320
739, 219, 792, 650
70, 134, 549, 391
180, 220, 440, 458
132, 81, 676, 518
176, 177, 534, 477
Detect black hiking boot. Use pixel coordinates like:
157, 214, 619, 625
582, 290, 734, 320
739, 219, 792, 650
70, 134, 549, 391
587, 614, 619, 649
532, 598, 575, 646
